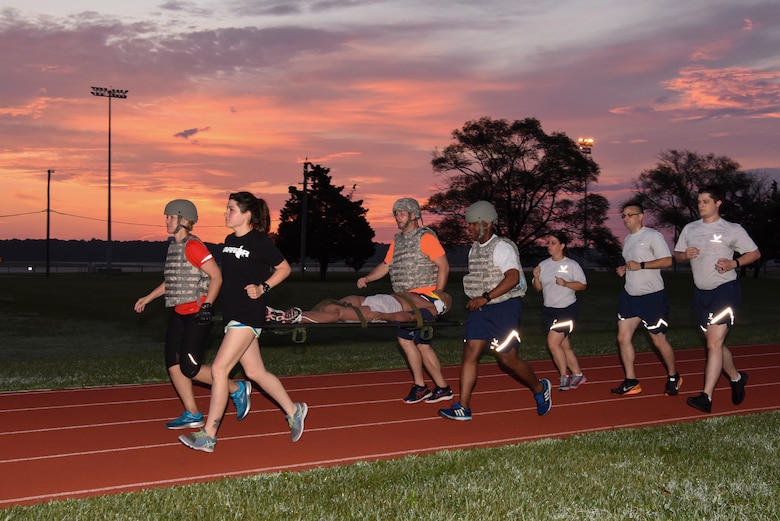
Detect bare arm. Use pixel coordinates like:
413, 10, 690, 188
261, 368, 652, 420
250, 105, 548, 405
467, 269, 520, 311
718, 249, 761, 272
200, 258, 222, 306
357, 262, 389, 288
531, 265, 542, 292
555, 277, 586, 291
432, 253, 449, 293
625, 256, 673, 271
134, 282, 165, 313
245, 259, 293, 299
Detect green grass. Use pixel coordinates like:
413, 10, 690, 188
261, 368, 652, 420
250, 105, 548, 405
1, 270, 779, 518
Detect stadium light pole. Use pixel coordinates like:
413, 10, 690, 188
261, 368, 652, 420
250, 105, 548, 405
299, 160, 313, 281
578, 137, 594, 264
91, 86, 128, 272
46, 169, 55, 277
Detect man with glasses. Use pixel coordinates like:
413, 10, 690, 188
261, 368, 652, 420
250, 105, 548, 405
611, 201, 682, 397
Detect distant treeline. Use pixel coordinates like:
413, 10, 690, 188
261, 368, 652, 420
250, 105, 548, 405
0, 239, 497, 269
0, 239, 400, 265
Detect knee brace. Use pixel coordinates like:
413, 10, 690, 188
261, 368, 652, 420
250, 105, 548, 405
179, 351, 202, 379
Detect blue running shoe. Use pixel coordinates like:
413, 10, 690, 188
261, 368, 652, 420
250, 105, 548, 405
425, 385, 454, 403
231, 380, 252, 421
438, 401, 472, 421
166, 411, 205, 430
179, 429, 217, 453
403, 384, 431, 404
534, 378, 552, 416
287, 402, 308, 442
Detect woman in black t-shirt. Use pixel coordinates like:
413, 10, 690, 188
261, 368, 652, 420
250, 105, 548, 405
178, 192, 308, 452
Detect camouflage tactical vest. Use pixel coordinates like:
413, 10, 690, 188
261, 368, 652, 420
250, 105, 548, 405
389, 227, 438, 293
164, 235, 210, 307
463, 236, 526, 302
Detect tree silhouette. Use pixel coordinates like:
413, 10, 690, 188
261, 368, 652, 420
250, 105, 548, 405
276, 164, 375, 280
426, 116, 619, 261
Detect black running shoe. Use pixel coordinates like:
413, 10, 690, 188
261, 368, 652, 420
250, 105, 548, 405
730, 371, 748, 405
686, 392, 712, 413
424, 386, 453, 403
610, 379, 642, 396
664, 373, 683, 396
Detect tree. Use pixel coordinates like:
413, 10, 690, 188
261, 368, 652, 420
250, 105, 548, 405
276, 164, 375, 280
740, 178, 780, 276
426, 116, 618, 258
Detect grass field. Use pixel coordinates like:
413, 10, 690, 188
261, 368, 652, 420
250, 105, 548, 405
1, 270, 779, 519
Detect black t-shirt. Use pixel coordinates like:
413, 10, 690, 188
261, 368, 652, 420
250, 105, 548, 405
220, 228, 286, 326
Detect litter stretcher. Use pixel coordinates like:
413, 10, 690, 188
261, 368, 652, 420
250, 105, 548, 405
258, 294, 463, 344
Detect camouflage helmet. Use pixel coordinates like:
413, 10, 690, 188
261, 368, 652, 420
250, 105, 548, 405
392, 197, 421, 219
164, 199, 198, 223
465, 200, 498, 224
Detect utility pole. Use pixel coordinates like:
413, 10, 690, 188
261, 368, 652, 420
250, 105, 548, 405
46, 169, 55, 276
299, 160, 313, 280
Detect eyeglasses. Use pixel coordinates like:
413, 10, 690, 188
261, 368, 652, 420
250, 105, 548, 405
620, 212, 640, 219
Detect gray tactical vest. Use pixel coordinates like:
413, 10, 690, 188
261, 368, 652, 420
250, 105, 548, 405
164, 235, 211, 307
463, 236, 526, 303
389, 227, 439, 293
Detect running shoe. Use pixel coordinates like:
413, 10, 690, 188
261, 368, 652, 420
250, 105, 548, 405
438, 401, 472, 421
730, 371, 748, 405
179, 429, 217, 452
166, 411, 204, 430
610, 379, 642, 396
425, 385, 454, 403
686, 392, 712, 413
287, 402, 308, 442
559, 375, 571, 391
266, 306, 285, 322
282, 307, 303, 324
569, 374, 587, 390
403, 384, 432, 404
231, 380, 252, 421
664, 373, 683, 396
534, 378, 552, 416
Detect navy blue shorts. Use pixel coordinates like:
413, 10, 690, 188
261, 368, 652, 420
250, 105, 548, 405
465, 297, 522, 352
693, 280, 741, 331
543, 302, 579, 337
397, 308, 436, 344
618, 289, 669, 335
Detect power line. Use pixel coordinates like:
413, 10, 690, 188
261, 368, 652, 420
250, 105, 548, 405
0, 209, 222, 228
0, 210, 45, 218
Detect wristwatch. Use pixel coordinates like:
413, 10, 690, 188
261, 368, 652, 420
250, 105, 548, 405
261, 282, 271, 294
482, 291, 492, 303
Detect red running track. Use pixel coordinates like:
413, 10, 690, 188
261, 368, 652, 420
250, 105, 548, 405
2, 344, 779, 507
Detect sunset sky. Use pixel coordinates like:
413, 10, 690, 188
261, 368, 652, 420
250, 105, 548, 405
1, 0, 779, 246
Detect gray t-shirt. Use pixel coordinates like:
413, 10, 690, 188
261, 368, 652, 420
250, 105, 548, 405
536, 256, 586, 308
623, 226, 671, 296
674, 218, 758, 290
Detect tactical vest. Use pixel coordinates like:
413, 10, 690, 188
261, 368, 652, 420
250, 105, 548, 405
463, 236, 526, 302
389, 227, 438, 293
164, 235, 210, 307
